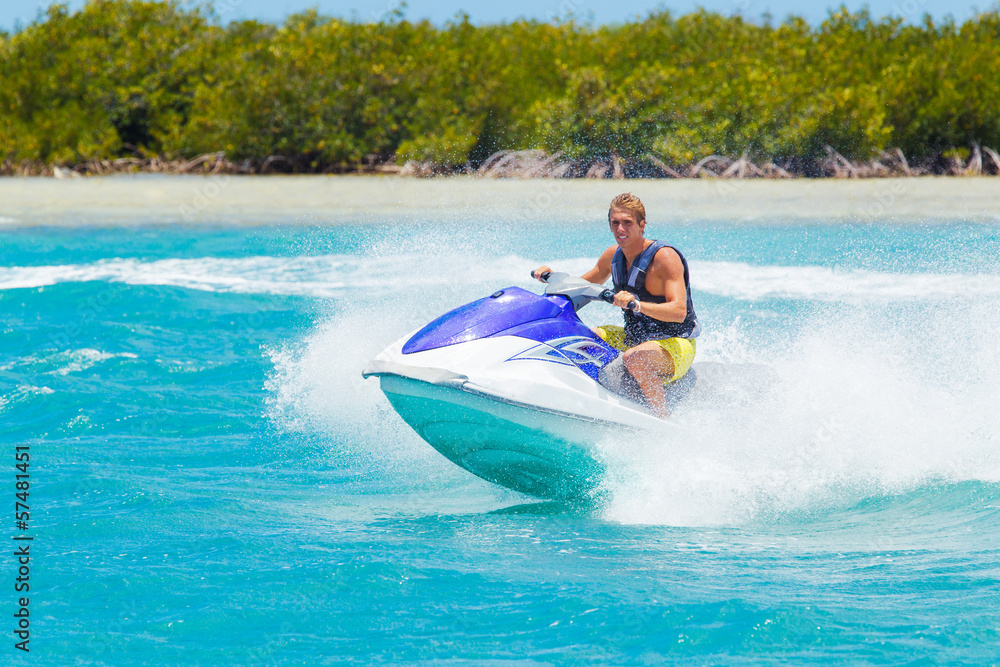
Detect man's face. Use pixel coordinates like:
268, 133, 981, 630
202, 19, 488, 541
609, 208, 643, 246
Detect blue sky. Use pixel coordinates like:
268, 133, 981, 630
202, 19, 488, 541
0, 0, 990, 32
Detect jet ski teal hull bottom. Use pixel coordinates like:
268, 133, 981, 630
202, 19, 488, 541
378, 375, 610, 501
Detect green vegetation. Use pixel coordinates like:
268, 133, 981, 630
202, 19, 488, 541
2, 1, 1000, 175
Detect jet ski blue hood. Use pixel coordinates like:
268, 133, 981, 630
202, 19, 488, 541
402, 287, 598, 355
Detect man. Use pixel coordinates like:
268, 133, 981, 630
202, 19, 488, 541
532, 192, 699, 418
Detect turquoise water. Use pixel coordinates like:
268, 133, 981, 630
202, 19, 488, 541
3, 197, 1000, 663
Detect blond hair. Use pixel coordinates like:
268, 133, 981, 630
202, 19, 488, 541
608, 192, 646, 225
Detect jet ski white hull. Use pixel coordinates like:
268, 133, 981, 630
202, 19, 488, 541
376, 375, 616, 499
364, 335, 667, 500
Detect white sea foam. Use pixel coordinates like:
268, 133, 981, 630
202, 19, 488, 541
598, 300, 1000, 526
4, 255, 1000, 302
50, 349, 139, 375
2, 349, 139, 375
264, 297, 480, 491
691, 261, 1000, 302
0, 255, 509, 296
0, 257, 351, 296
0, 385, 55, 413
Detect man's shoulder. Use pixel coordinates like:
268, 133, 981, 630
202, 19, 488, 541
597, 245, 619, 263
650, 244, 684, 276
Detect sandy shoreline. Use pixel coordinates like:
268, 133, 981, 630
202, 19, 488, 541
1, 174, 998, 226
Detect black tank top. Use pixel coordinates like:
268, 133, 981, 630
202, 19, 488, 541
611, 240, 700, 346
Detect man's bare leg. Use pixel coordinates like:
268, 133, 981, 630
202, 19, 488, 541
623, 342, 675, 418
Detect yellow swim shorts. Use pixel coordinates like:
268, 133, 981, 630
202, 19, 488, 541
594, 325, 697, 384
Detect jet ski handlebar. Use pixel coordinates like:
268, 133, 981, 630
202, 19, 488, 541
533, 270, 553, 282
531, 270, 638, 312
600, 290, 640, 312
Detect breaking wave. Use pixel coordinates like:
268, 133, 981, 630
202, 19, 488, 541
4, 255, 1000, 302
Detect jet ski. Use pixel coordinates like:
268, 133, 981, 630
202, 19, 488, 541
362, 271, 695, 501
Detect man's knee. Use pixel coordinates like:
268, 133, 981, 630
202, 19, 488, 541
623, 346, 654, 372
623, 344, 673, 378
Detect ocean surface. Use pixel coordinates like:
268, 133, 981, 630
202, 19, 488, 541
2, 175, 999, 664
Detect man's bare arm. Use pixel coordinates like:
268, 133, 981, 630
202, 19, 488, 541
579, 246, 616, 285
